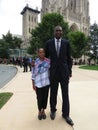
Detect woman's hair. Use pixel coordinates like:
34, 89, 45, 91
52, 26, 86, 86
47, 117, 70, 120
37, 48, 45, 53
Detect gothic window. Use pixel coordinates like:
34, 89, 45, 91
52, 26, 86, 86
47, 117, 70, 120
46, 8, 48, 12
69, 0, 76, 12
84, 0, 85, 11
29, 15, 30, 21
71, 0, 76, 12
29, 27, 30, 33
49, 0, 56, 4
74, 0, 76, 12
71, 1, 73, 10
83, 17, 85, 23
32, 16, 33, 22
34, 17, 36, 23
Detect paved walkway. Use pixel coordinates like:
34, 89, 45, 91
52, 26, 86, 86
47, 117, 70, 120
0, 64, 17, 88
0, 65, 98, 130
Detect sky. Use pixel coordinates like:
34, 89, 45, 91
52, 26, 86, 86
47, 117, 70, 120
0, 0, 97, 38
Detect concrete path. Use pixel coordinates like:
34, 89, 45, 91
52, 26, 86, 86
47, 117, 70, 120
0, 65, 98, 130
0, 64, 17, 88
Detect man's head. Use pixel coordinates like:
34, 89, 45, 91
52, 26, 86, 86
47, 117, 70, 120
54, 26, 63, 39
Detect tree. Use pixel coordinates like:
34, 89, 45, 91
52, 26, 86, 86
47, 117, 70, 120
89, 23, 98, 64
2, 31, 14, 48
28, 13, 70, 55
0, 39, 9, 58
68, 31, 87, 61
13, 36, 22, 49
3, 31, 22, 49
0, 31, 22, 58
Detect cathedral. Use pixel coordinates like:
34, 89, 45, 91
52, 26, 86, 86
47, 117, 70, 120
41, 0, 90, 36
21, 0, 90, 48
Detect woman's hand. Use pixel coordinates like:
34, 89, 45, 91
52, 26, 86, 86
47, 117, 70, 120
33, 85, 36, 91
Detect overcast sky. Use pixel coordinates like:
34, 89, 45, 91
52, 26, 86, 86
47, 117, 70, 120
0, 0, 97, 38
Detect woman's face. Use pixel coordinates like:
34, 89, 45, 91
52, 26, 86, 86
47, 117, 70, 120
38, 48, 45, 59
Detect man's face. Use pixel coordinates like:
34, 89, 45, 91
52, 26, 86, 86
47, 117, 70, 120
54, 26, 63, 39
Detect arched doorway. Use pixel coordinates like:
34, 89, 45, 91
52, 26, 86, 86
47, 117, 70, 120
70, 23, 79, 32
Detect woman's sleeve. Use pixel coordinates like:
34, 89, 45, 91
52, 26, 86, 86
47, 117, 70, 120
31, 67, 35, 80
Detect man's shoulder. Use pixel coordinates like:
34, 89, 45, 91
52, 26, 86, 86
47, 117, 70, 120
61, 38, 69, 43
46, 38, 54, 43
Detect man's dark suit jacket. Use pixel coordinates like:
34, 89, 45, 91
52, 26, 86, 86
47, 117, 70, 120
45, 38, 72, 82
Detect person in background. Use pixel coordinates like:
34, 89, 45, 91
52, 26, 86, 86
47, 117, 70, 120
31, 48, 50, 120
28, 57, 32, 71
45, 26, 74, 126
23, 55, 29, 72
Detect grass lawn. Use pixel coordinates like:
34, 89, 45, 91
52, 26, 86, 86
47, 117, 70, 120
79, 65, 98, 70
0, 92, 13, 109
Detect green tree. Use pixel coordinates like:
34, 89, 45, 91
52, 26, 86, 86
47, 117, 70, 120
0, 39, 9, 58
3, 31, 22, 49
0, 31, 22, 58
13, 36, 22, 49
2, 31, 14, 48
68, 31, 87, 60
89, 23, 98, 64
28, 13, 70, 55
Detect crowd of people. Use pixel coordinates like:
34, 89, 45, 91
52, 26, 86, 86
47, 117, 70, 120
0, 56, 33, 72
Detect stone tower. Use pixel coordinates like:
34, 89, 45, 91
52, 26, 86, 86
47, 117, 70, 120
21, 4, 40, 48
41, 0, 90, 35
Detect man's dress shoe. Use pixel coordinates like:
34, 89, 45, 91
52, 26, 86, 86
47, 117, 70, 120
50, 112, 56, 120
62, 115, 74, 126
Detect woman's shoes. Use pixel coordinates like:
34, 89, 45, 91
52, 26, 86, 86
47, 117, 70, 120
42, 113, 46, 119
38, 111, 42, 120
38, 110, 46, 120
38, 114, 42, 120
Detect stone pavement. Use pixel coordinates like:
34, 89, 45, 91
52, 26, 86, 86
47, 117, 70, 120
0, 65, 98, 130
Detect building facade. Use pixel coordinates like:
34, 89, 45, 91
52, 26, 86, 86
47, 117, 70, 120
21, 4, 40, 48
41, 0, 90, 35
21, 1, 90, 49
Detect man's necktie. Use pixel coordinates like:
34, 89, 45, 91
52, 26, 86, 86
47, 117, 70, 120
57, 40, 60, 56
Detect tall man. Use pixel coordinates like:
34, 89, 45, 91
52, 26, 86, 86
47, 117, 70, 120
45, 26, 74, 126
